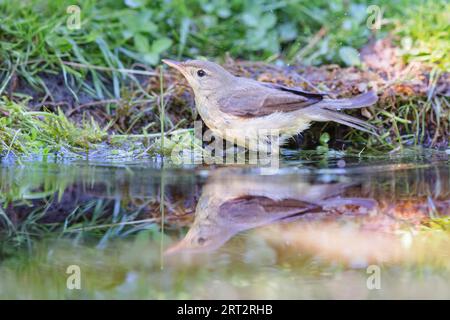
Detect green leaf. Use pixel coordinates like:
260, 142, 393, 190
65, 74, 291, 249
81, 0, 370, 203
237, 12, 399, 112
134, 33, 150, 53
339, 46, 361, 66
121, 11, 157, 34
260, 13, 277, 30
151, 38, 172, 54
143, 52, 159, 65
319, 132, 330, 145
241, 12, 259, 27
124, 0, 145, 8
217, 8, 231, 18
279, 23, 298, 42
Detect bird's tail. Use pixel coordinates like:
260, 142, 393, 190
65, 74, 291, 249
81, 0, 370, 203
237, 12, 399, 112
306, 91, 379, 135
320, 91, 378, 110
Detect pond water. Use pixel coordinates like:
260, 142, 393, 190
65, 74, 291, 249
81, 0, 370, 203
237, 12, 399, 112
0, 149, 449, 299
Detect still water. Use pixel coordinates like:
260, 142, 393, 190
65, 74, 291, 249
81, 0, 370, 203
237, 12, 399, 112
0, 149, 449, 299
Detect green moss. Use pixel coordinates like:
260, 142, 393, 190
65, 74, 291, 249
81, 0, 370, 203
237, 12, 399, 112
0, 100, 107, 155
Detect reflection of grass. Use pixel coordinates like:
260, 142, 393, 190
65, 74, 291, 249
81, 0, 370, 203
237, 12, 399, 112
1, 163, 77, 204
423, 217, 450, 231
0, 189, 160, 249
2, 159, 447, 248
160, 161, 166, 270
0, 226, 449, 299
0, 163, 164, 249
0, 161, 449, 298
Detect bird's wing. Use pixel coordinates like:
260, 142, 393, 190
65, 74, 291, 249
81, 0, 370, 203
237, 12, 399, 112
218, 80, 324, 117
218, 195, 321, 224
261, 82, 327, 99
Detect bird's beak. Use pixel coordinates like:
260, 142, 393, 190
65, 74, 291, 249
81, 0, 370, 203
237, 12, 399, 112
162, 59, 185, 73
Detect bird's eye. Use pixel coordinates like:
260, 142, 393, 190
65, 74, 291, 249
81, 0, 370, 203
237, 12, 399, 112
197, 237, 206, 245
197, 69, 206, 77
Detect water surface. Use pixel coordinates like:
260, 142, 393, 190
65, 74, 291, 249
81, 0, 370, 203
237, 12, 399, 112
0, 150, 449, 299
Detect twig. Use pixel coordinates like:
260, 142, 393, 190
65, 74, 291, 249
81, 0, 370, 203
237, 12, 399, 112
0, 57, 19, 96
5, 129, 20, 158
67, 99, 122, 116
111, 128, 193, 140
35, 101, 70, 109
295, 27, 328, 61
61, 61, 158, 76
64, 218, 158, 232
159, 67, 165, 150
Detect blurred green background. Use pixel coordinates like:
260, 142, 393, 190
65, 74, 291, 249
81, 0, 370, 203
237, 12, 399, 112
0, 0, 447, 79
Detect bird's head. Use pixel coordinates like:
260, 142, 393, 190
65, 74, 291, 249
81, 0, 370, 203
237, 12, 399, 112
164, 223, 232, 255
162, 59, 235, 96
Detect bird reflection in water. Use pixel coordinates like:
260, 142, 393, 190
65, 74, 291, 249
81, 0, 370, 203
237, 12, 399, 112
166, 168, 376, 254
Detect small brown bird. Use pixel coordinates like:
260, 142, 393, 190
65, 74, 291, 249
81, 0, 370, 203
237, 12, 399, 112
163, 59, 378, 151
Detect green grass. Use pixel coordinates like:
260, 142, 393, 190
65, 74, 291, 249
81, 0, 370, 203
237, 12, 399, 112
0, 99, 107, 155
395, 1, 449, 71
0, 0, 448, 156
0, 0, 431, 97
